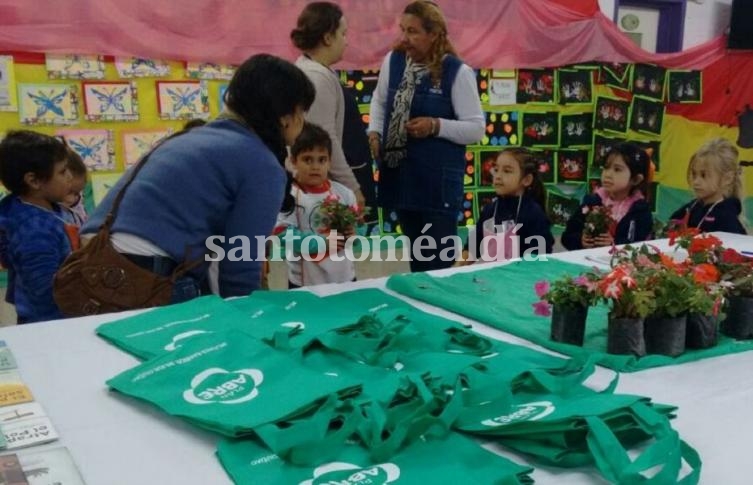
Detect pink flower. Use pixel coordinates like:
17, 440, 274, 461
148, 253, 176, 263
534, 280, 550, 298
532, 301, 552, 317
573, 275, 589, 286
324, 194, 340, 203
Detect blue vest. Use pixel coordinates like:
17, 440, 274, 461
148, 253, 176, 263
379, 52, 465, 215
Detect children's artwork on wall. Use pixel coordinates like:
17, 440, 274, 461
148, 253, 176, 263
557, 69, 592, 104
530, 149, 556, 184
476, 69, 490, 105
521, 112, 559, 147
0, 56, 18, 112
464, 150, 476, 186
633, 140, 661, 171
667, 70, 702, 103
588, 178, 602, 193
491, 69, 515, 78
546, 190, 580, 227
594, 96, 629, 133
114, 57, 171, 78
18, 83, 78, 125
474, 190, 496, 220
218, 83, 228, 110
592, 134, 626, 171
122, 129, 173, 167
459, 191, 474, 226
45, 54, 105, 79
557, 149, 589, 183
56, 129, 114, 171
156, 81, 209, 120
91, 172, 124, 206
185, 62, 235, 80
379, 208, 401, 234
516, 69, 555, 103
478, 149, 499, 187
632, 63, 667, 101
601, 63, 632, 91
341, 70, 379, 105
629, 96, 665, 135
559, 112, 593, 147
488, 79, 517, 106
478, 111, 519, 147
82, 81, 139, 122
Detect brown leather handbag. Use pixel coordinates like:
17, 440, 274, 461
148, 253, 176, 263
53, 137, 199, 316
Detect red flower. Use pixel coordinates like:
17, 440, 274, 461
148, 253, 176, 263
691, 263, 720, 284
688, 234, 722, 255
720, 248, 750, 264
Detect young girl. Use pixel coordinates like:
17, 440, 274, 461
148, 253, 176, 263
562, 143, 653, 250
463, 148, 554, 263
669, 138, 747, 234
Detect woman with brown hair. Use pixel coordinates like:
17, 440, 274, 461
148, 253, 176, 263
368, 1, 484, 272
291, 1, 365, 209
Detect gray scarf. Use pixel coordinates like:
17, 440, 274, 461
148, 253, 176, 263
383, 59, 426, 168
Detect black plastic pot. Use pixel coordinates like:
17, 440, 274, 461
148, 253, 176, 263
644, 315, 687, 357
721, 296, 753, 340
607, 316, 646, 356
550, 304, 588, 346
686, 313, 719, 349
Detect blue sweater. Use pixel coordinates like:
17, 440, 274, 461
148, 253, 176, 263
471, 195, 554, 257
0, 195, 72, 322
82, 119, 286, 297
669, 198, 747, 234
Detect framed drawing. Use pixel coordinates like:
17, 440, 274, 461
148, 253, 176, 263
122, 129, 173, 167
18, 83, 78, 125
156, 81, 209, 120
82, 81, 139, 122
46, 54, 105, 79
56, 129, 114, 171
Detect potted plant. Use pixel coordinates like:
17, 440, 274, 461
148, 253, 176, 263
533, 273, 598, 346
642, 268, 694, 357
582, 204, 615, 238
595, 263, 656, 356
718, 250, 753, 339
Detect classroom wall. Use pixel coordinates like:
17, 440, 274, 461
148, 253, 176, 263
597, 0, 734, 50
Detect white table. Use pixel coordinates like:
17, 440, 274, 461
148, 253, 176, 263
2, 234, 752, 484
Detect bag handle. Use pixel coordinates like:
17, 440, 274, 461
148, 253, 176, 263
586, 402, 702, 484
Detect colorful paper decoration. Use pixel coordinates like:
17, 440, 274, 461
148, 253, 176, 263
477, 111, 518, 147
557, 69, 593, 104
601, 63, 632, 91
185, 62, 235, 80
557, 149, 589, 183
516, 69, 555, 103
156, 81, 209, 120
115, 57, 171, 78
122, 129, 173, 167
0, 56, 18, 112
476, 69, 490, 105
530, 149, 556, 184
521, 112, 559, 147
632, 63, 667, 101
18, 83, 78, 125
459, 191, 474, 226
379, 208, 401, 235
56, 129, 114, 171
546, 190, 581, 227
464, 150, 476, 186
45, 54, 105, 79
594, 96, 630, 134
633, 140, 661, 171
341, 70, 379, 105
667, 70, 702, 104
488, 78, 517, 106
477, 149, 499, 187
560, 112, 594, 147
82, 81, 139, 122
591, 134, 626, 171
630, 96, 665, 136
90, 172, 124, 206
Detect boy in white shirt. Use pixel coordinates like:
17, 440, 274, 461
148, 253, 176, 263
275, 123, 357, 288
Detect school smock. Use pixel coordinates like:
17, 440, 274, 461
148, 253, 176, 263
274, 180, 356, 287
471, 194, 554, 258
561, 191, 654, 250
0, 195, 72, 322
669, 198, 747, 234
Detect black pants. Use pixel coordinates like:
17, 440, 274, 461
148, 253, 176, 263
397, 209, 458, 273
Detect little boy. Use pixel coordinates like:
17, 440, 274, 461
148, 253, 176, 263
275, 123, 357, 288
61, 148, 88, 227
0, 130, 74, 323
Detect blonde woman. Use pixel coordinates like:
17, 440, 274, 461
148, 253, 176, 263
368, 1, 484, 272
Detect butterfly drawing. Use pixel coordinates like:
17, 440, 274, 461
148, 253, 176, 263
166, 87, 200, 113
68, 137, 107, 165
64, 55, 92, 70
26, 90, 67, 117
131, 58, 157, 70
90, 87, 128, 113
132, 134, 165, 152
